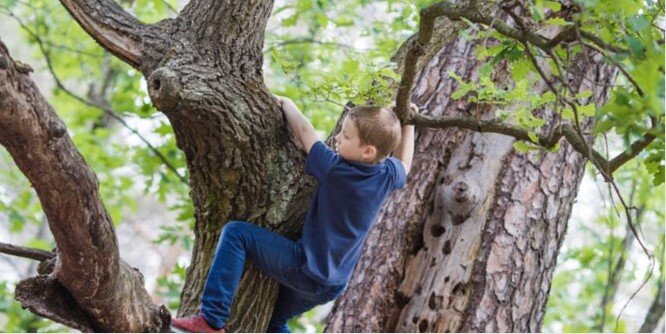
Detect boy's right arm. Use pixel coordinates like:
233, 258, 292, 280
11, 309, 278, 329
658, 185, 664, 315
393, 103, 417, 175
394, 124, 414, 175
275, 95, 318, 154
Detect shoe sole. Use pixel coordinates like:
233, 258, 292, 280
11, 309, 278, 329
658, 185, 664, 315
170, 325, 189, 333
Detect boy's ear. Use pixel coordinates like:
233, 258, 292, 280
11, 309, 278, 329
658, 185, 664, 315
362, 145, 378, 160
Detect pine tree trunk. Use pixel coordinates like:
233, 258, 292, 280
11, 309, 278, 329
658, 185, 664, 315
326, 30, 616, 333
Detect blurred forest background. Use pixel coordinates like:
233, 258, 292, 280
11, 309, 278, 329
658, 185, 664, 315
0, 0, 663, 332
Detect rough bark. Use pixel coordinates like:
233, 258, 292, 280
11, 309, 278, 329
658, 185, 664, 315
326, 23, 616, 334
0, 40, 170, 332
53, 0, 320, 331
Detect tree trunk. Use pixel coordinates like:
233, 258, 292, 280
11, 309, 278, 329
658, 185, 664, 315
14, 0, 319, 331
326, 26, 616, 334
142, 1, 321, 331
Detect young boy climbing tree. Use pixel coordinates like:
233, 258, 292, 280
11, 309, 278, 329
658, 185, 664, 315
171, 96, 416, 333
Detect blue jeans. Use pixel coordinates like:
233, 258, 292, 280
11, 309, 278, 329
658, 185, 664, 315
201, 221, 347, 332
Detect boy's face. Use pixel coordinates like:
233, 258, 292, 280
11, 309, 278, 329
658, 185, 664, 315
334, 116, 378, 163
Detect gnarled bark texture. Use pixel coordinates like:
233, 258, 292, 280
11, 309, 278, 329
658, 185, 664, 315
326, 21, 616, 334
57, 0, 319, 331
0, 40, 170, 332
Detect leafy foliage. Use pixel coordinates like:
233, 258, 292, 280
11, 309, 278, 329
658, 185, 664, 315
543, 161, 665, 332
448, 0, 664, 184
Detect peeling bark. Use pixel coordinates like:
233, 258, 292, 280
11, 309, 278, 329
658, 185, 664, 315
326, 21, 616, 334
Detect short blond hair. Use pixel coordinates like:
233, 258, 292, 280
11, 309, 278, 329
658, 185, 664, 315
347, 106, 402, 162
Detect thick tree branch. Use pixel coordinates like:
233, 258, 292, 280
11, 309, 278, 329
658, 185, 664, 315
0, 242, 54, 262
58, 0, 146, 69
406, 111, 657, 177
579, 30, 628, 54
608, 133, 658, 173
178, 0, 273, 68
15, 275, 98, 332
0, 39, 169, 332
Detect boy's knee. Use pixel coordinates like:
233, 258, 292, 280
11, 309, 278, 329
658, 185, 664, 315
222, 220, 249, 237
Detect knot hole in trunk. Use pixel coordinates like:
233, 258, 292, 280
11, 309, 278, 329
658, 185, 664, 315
147, 67, 181, 112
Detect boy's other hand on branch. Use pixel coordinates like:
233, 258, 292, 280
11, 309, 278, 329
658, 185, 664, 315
388, 102, 419, 116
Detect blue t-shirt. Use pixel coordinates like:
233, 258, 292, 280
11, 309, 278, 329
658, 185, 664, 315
297, 141, 407, 286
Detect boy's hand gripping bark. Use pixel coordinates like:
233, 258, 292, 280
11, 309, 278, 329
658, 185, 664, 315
275, 95, 318, 154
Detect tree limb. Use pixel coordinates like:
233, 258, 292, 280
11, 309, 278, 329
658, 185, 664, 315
579, 30, 628, 54
608, 132, 658, 173
0, 39, 170, 332
393, 1, 495, 121
406, 111, 657, 177
15, 275, 98, 332
0, 242, 54, 262
58, 0, 147, 69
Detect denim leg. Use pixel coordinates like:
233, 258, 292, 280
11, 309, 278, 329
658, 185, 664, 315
266, 279, 348, 332
200, 221, 304, 329
265, 284, 312, 333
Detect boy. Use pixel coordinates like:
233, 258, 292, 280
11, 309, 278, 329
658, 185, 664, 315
172, 96, 415, 333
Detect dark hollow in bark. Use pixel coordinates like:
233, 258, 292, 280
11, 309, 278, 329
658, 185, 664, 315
326, 18, 616, 334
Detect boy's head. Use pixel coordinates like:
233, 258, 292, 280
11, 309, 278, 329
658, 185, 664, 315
334, 106, 402, 164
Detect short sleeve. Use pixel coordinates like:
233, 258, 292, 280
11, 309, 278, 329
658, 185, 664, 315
305, 141, 338, 182
385, 157, 407, 190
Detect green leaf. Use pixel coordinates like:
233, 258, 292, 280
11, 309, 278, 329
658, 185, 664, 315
544, 17, 569, 26
513, 141, 538, 153
579, 104, 596, 116
543, 1, 562, 12
627, 15, 650, 33
626, 36, 646, 58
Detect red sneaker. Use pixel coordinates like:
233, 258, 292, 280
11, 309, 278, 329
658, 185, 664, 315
171, 313, 226, 333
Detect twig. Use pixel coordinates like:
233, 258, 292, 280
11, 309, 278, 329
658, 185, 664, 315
0, 242, 54, 262
579, 30, 628, 54
581, 41, 644, 97
264, 37, 372, 54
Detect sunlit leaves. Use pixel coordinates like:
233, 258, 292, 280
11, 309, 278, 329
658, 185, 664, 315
266, 0, 419, 133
